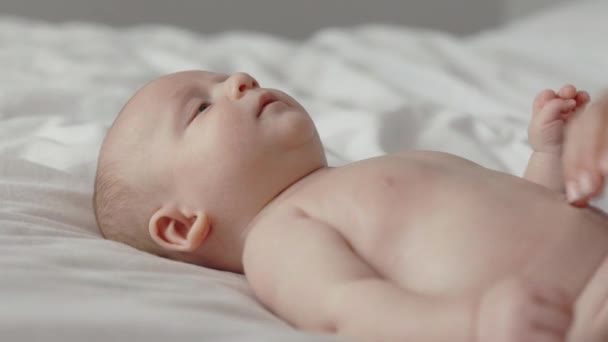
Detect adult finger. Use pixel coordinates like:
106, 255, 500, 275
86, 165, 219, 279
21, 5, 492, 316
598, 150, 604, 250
592, 98, 608, 175
563, 101, 606, 205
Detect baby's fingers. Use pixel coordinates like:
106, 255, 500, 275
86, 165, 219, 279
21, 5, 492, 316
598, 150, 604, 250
533, 89, 557, 115
576, 91, 591, 107
534, 99, 577, 125
558, 85, 577, 100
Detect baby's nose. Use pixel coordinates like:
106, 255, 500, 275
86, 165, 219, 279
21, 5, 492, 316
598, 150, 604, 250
226, 72, 259, 100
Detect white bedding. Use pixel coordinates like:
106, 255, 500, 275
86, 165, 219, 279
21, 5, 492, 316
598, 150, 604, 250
1, 1, 607, 340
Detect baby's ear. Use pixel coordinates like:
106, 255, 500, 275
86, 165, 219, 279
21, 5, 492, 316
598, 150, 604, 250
148, 205, 210, 252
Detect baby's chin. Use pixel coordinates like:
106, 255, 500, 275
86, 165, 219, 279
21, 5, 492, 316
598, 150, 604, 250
267, 109, 318, 150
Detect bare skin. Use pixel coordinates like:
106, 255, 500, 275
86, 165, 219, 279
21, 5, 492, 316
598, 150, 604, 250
103, 71, 608, 342
245, 149, 608, 342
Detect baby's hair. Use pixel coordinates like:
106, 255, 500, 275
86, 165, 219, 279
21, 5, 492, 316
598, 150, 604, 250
93, 158, 160, 254
93, 157, 204, 267
92, 82, 167, 255
93, 75, 208, 266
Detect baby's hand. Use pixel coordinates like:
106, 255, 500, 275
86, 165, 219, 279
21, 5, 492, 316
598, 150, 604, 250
529, 85, 590, 154
476, 277, 573, 342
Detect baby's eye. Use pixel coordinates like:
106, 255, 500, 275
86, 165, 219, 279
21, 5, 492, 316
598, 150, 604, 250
198, 103, 211, 113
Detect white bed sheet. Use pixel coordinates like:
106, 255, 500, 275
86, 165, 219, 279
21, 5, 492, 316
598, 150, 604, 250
1, 0, 607, 340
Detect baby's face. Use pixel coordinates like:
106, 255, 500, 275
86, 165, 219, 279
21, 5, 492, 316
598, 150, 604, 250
160, 70, 323, 191
116, 70, 326, 263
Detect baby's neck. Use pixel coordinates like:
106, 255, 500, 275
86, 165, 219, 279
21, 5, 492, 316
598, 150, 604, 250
244, 165, 330, 231
231, 165, 332, 270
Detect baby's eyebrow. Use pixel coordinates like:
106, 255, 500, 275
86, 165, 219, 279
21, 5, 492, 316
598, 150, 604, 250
170, 85, 202, 114
162, 86, 197, 131
172, 72, 228, 110
210, 73, 229, 82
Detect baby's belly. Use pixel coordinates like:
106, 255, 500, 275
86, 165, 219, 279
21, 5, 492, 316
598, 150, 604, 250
392, 179, 608, 299
385, 209, 608, 298
322, 153, 608, 299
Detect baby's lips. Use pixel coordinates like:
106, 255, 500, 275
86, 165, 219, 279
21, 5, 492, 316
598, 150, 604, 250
257, 92, 278, 117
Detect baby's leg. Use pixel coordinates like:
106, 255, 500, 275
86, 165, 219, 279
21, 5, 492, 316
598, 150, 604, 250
477, 276, 573, 342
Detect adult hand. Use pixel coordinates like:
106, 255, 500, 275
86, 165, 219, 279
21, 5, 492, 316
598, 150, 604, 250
562, 91, 608, 206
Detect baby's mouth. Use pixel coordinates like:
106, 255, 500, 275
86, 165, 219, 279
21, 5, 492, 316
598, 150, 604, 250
257, 92, 278, 117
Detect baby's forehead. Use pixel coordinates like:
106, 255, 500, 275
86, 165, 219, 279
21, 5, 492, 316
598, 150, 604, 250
155, 70, 226, 90
114, 70, 227, 136
132, 70, 224, 107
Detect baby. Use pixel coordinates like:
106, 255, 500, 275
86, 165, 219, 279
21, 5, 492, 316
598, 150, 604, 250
94, 70, 608, 342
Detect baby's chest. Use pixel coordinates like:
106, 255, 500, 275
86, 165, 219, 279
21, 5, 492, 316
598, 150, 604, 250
309, 161, 444, 230
301, 167, 563, 296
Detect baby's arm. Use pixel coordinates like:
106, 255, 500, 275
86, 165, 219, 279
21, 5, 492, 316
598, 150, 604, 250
524, 150, 564, 193
244, 212, 477, 342
524, 86, 589, 194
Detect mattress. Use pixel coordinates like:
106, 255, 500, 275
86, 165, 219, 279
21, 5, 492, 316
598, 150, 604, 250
1, 0, 607, 340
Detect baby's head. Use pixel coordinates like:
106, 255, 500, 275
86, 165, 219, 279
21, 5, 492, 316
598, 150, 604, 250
94, 70, 327, 272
